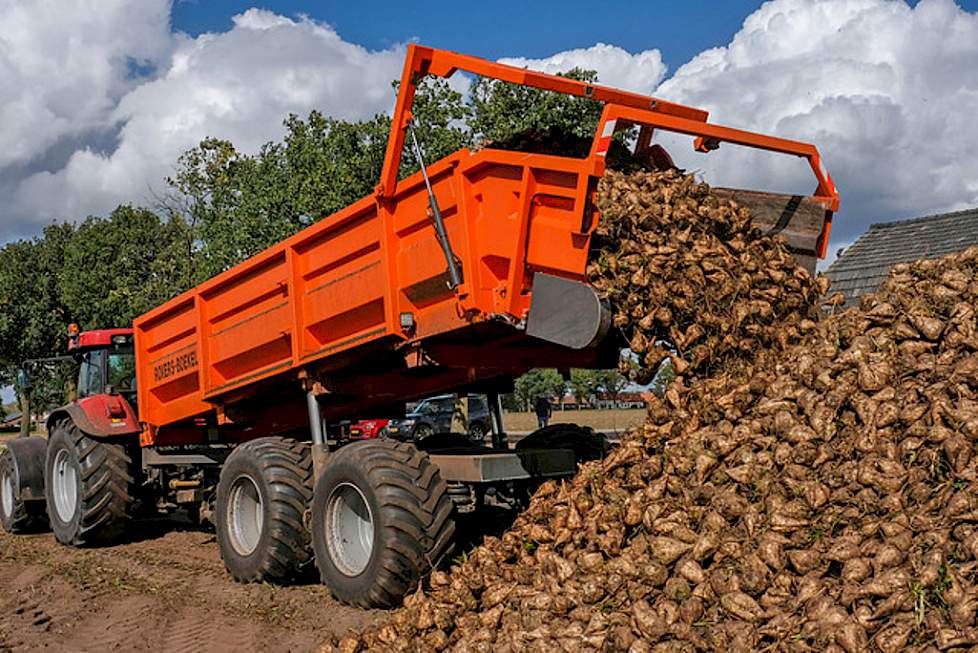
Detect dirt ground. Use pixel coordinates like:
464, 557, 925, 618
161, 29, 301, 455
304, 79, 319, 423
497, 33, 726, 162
502, 407, 644, 433
0, 516, 383, 652
0, 415, 624, 652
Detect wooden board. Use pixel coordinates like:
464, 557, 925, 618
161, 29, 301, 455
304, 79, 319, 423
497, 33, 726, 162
713, 188, 827, 275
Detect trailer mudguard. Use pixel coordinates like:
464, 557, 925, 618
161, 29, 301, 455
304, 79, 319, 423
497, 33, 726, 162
47, 394, 140, 439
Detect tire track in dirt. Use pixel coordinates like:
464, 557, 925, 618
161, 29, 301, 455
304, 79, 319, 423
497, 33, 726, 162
162, 612, 259, 653
0, 525, 379, 652
71, 597, 160, 652
0, 566, 78, 652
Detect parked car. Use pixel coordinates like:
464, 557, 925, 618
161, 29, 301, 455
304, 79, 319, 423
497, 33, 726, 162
386, 394, 490, 441
349, 419, 390, 440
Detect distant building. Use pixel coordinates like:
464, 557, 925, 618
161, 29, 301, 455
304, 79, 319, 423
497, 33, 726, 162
825, 208, 978, 308
0, 411, 22, 431
557, 391, 653, 410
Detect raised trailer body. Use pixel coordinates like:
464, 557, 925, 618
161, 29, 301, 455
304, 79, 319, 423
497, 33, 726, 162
134, 45, 839, 448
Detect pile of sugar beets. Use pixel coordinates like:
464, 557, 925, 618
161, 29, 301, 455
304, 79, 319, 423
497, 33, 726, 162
329, 167, 978, 652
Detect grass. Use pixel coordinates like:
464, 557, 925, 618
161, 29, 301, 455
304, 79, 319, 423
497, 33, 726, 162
503, 408, 645, 433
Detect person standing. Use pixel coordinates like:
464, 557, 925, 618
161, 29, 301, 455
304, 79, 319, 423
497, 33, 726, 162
534, 395, 552, 429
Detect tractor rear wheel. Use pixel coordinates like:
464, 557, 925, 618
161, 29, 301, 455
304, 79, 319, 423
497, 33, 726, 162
311, 440, 455, 608
0, 440, 48, 534
45, 422, 135, 546
215, 437, 313, 583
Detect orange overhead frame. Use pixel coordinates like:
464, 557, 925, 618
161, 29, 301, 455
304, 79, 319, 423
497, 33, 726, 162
378, 45, 839, 253
133, 45, 841, 442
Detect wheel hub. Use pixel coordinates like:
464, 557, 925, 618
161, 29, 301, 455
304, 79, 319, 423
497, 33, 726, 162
227, 475, 264, 556
326, 482, 374, 576
1, 465, 14, 518
52, 449, 78, 523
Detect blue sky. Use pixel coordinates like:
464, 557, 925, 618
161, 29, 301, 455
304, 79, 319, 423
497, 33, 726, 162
171, 1, 756, 69
172, 0, 978, 71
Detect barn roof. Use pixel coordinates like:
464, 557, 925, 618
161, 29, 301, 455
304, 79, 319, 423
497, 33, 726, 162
824, 208, 978, 308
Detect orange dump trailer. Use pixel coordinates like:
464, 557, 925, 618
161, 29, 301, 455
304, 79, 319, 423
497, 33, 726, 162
133, 44, 838, 447
2, 45, 839, 609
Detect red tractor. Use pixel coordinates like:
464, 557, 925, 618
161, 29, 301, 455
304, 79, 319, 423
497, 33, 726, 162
1, 326, 138, 539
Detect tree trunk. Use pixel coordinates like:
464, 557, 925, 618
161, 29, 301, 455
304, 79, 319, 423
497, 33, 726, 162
18, 390, 30, 438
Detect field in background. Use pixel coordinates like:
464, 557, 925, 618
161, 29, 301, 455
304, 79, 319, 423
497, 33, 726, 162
0, 431, 20, 445
0, 408, 649, 444
503, 408, 645, 433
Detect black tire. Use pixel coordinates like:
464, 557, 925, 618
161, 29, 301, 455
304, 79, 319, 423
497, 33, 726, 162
468, 421, 487, 442
415, 432, 488, 454
311, 440, 455, 608
412, 423, 434, 441
45, 422, 135, 546
215, 437, 313, 583
0, 444, 48, 533
515, 423, 610, 465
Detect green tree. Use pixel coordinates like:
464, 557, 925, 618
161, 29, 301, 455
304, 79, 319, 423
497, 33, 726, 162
0, 223, 75, 424
511, 368, 566, 412
650, 358, 677, 398
0, 207, 191, 420
570, 368, 629, 408
166, 137, 296, 281
58, 205, 193, 328
0, 225, 72, 381
469, 68, 602, 154
166, 78, 472, 280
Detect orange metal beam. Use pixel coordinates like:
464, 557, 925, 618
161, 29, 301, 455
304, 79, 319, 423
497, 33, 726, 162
377, 45, 840, 258
587, 104, 839, 256
378, 44, 710, 197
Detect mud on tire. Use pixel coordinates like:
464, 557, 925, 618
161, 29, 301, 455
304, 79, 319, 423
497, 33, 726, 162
312, 440, 455, 608
216, 437, 313, 583
45, 422, 135, 546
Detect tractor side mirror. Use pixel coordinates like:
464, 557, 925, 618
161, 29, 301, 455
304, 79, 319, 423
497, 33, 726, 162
15, 367, 30, 391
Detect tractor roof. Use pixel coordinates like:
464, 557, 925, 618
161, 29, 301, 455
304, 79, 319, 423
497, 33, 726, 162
68, 328, 134, 352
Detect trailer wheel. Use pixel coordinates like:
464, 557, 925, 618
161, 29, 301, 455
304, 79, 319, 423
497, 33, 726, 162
216, 437, 313, 583
311, 440, 455, 608
45, 422, 135, 546
0, 441, 48, 534
515, 423, 610, 465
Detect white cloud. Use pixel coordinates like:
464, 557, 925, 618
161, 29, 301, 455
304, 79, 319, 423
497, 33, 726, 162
651, 0, 978, 246
0, 0, 171, 169
499, 43, 668, 94
1, 6, 407, 240
3, 0, 978, 255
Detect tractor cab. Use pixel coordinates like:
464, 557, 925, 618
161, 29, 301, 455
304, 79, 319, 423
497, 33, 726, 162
67, 325, 137, 405
42, 324, 142, 437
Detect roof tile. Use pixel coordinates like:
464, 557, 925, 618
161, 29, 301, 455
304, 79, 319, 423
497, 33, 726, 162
824, 208, 978, 307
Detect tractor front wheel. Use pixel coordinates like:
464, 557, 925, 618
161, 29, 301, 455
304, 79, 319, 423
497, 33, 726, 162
0, 439, 48, 534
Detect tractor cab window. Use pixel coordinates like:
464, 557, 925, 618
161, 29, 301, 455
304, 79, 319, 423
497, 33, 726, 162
107, 352, 136, 392
77, 350, 106, 398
